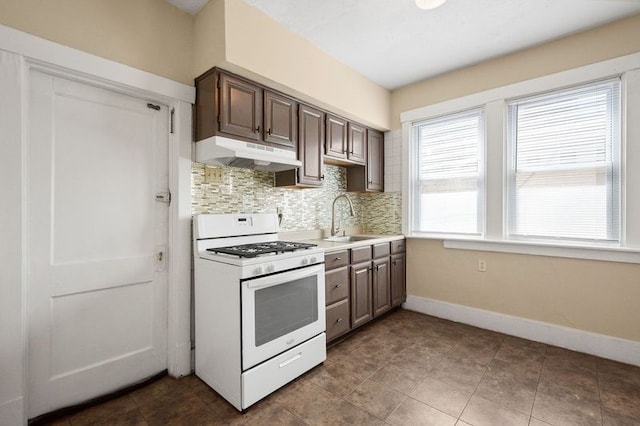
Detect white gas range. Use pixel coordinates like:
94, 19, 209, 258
193, 213, 326, 411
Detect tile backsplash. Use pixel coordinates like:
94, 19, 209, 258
192, 162, 402, 234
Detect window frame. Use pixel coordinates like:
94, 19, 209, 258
505, 78, 622, 246
410, 107, 486, 237
400, 53, 640, 263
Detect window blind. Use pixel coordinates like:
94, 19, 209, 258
413, 108, 484, 235
507, 79, 621, 243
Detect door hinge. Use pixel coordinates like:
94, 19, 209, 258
155, 192, 171, 204
147, 103, 161, 111
170, 107, 175, 134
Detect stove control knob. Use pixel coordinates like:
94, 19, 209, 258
254, 266, 263, 275
301, 258, 309, 265
266, 264, 275, 273
310, 256, 317, 264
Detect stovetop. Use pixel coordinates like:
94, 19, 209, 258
206, 241, 317, 258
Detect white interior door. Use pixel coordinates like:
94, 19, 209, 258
27, 70, 169, 418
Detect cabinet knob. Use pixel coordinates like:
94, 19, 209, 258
334, 257, 342, 261
255, 125, 261, 133
334, 283, 342, 288
336, 318, 343, 323
267, 128, 272, 135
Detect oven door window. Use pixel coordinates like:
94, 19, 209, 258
254, 275, 318, 346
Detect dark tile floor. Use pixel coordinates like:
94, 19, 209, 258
44, 309, 640, 425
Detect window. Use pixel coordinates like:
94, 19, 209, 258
412, 109, 484, 235
507, 79, 621, 244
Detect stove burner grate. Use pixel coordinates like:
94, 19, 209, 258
207, 241, 317, 258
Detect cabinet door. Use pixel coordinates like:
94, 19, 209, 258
372, 258, 391, 317
347, 123, 366, 165
350, 262, 372, 329
264, 90, 297, 150
367, 129, 384, 192
325, 114, 348, 159
391, 253, 406, 307
219, 73, 262, 141
297, 104, 324, 186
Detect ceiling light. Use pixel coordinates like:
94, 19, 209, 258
415, 0, 447, 10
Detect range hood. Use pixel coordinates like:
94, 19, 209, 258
195, 136, 301, 172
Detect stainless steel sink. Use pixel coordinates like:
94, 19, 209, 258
323, 235, 377, 243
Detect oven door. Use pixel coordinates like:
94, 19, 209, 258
241, 263, 325, 370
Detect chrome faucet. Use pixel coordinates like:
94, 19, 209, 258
331, 194, 355, 236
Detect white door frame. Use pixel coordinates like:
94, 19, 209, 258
0, 23, 194, 425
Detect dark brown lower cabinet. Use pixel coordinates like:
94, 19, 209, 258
350, 261, 373, 329
372, 257, 391, 317
325, 239, 406, 345
391, 253, 406, 307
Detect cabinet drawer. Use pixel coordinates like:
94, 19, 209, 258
325, 266, 349, 305
326, 299, 350, 342
351, 245, 372, 263
372, 242, 390, 258
391, 239, 406, 254
325, 250, 348, 270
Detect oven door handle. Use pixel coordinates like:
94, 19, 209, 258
245, 264, 324, 289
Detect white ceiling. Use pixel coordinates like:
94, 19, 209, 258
168, 0, 640, 90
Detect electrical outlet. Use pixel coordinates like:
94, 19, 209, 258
204, 166, 223, 184
478, 260, 487, 272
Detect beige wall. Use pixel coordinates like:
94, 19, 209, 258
194, 0, 390, 130
407, 239, 640, 342
193, 0, 225, 78
396, 15, 640, 344
0, 0, 195, 85
391, 13, 640, 130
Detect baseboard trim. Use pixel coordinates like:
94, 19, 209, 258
0, 396, 24, 426
403, 295, 640, 367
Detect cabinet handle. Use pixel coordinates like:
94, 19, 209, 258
256, 125, 261, 133
334, 283, 342, 288
392, 260, 397, 265
336, 318, 343, 323
321, 175, 325, 180
268, 128, 272, 135
334, 257, 342, 261
398, 245, 404, 250
368, 180, 373, 184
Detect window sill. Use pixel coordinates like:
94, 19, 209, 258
409, 234, 640, 263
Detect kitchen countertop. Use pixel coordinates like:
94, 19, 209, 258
295, 234, 405, 252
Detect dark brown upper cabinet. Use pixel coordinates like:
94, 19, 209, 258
325, 114, 348, 160
275, 104, 324, 187
324, 115, 368, 167
366, 129, 384, 191
218, 72, 262, 142
346, 129, 384, 192
195, 69, 297, 152
264, 90, 297, 150
347, 123, 367, 165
